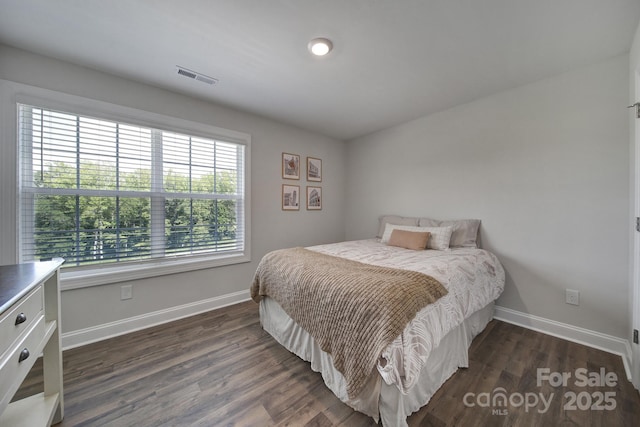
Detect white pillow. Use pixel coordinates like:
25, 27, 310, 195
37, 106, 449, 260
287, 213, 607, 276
418, 218, 480, 248
377, 215, 418, 238
380, 224, 422, 243
381, 224, 453, 250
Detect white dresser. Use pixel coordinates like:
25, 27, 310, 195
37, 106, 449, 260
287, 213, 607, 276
0, 259, 64, 426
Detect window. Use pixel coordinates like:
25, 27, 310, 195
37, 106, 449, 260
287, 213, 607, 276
18, 103, 249, 277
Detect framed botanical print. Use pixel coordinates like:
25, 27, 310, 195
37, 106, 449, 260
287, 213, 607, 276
306, 186, 322, 210
307, 157, 322, 182
282, 184, 300, 210
282, 153, 300, 180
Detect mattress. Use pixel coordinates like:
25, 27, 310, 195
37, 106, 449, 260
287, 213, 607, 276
261, 297, 494, 425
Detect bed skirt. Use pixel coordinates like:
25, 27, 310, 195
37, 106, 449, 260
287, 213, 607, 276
259, 297, 494, 427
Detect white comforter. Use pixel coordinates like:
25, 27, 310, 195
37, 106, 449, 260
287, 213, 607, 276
307, 239, 505, 393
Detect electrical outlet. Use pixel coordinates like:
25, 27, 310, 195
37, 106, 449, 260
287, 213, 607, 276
120, 284, 133, 300
565, 289, 579, 306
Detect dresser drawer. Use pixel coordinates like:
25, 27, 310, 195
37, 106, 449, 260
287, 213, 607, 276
0, 286, 43, 359
0, 314, 46, 412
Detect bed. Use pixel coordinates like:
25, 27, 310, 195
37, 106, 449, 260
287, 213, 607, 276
251, 217, 505, 426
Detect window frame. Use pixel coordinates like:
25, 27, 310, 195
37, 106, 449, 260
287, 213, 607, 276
13, 89, 251, 290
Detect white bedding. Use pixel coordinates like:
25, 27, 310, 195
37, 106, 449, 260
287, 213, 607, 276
260, 297, 494, 424
305, 239, 505, 394
257, 238, 505, 425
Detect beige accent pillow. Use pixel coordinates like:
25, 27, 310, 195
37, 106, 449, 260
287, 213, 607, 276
387, 229, 431, 250
381, 224, 453, 250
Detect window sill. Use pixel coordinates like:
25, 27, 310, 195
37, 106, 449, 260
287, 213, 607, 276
60, 253, 251, 291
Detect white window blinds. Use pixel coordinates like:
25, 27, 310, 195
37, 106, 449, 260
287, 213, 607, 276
18, 104, 247, 267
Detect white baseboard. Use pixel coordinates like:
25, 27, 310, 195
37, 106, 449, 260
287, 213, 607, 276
494, 305, 633, 381
61, 290, 251, 350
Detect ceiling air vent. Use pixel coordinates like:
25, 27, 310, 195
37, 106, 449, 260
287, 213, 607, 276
176, 66, 218, 85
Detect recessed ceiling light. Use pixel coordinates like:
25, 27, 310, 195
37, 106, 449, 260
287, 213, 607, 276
308, 38, 333, 56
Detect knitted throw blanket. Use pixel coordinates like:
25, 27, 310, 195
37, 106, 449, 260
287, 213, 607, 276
250, 247, 447, 399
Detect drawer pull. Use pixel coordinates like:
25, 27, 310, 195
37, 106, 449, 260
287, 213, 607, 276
18, 348, 30, 363
15, 312, 27, 325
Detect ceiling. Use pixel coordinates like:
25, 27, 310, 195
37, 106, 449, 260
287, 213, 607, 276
0, 1, 639, 141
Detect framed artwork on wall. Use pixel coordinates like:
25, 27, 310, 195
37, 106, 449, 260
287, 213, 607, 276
282, 152, 300, 180
282, 184, 300, 210
307, 157, 322, 182
306, 186, 322, 210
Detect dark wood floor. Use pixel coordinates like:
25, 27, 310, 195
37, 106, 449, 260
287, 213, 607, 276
15, 301, 640, 426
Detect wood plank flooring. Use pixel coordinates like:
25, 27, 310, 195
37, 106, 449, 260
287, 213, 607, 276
14, 301, 640, 426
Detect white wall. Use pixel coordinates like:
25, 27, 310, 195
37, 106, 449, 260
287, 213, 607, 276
0, 44, 346, 339
346, 54, 630, 339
